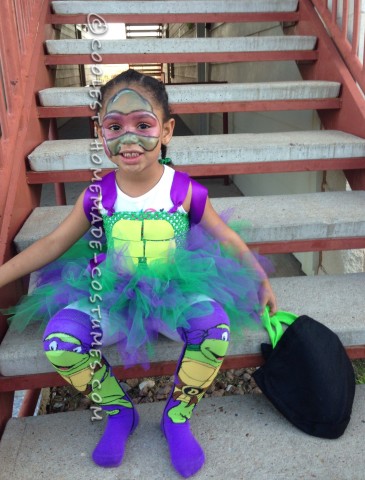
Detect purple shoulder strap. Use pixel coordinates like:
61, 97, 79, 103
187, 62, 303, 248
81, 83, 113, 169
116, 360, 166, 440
83, 169, 207, 226
83, 171, 117, 224
170, 171, 208, 225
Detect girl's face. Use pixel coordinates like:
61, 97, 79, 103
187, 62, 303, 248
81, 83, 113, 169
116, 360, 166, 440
98, 84, 174, 174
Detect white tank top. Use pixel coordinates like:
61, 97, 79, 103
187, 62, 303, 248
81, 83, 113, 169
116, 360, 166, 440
111, 165, 186, 214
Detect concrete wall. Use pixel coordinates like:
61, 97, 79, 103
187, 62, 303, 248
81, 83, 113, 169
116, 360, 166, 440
319, 171, 365, 274
53, 25, 83, 130
53, 25, 83, 88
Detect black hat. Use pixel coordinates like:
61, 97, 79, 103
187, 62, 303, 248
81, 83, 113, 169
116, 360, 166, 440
253, 310, 355, 439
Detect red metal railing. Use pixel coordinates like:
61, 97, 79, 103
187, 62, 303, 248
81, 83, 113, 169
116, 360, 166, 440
0, 0, 54, 437
0, 0, 44, 156
312, 0, 365, 93
0, 0, 48, 252
0, 0, 52, 307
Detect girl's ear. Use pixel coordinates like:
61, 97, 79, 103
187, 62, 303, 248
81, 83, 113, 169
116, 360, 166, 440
161, 117, 175, 145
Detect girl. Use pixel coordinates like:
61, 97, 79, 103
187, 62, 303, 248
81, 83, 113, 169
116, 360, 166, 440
0, 69, 276, 478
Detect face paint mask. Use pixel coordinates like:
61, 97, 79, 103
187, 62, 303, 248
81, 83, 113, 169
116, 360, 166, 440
101, 89, 161, 157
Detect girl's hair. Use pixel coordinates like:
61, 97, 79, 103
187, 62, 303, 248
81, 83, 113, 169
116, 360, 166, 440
98, 69, 171, 160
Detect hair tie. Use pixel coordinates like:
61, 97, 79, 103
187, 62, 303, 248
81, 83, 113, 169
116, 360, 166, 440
159, 157, 172, 165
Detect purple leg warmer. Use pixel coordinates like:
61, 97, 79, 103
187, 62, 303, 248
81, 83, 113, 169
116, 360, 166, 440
162, 302, 230, 478
43, 308, 139, 468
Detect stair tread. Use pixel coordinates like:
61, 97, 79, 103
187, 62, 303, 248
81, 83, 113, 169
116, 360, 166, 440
38, 82, 341, 107
52, 0, 299, 15
28, 131, 365, 171
13, 191, 365, 252
1, 274, 364, 376
46, 36, 317, 54
1, 387, 365, 479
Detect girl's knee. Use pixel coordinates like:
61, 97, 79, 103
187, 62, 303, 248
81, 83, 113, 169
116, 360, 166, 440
185, 301, 230, 332
210, 301, 230, 327
43, 308, 102, 354
182, 301, 230, 355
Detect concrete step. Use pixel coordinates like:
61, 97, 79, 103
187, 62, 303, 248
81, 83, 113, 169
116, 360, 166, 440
38, 81, 341, 107
1, 387, 365, 479
1, 273, 364, 376
28, 131, 365, 172
13, 191, 365, 252
52, 0, 299, 15
45, 36, 317, 55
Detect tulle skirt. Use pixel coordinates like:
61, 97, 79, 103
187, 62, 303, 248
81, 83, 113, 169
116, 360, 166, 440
4, 222, 269, 363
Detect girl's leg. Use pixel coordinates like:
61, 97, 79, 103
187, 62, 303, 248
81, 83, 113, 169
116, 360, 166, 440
43, 307, 139, 468
162, 301, 230, 478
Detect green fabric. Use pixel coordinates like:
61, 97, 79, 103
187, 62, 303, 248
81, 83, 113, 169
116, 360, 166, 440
102, 210, 190, 250
261, 307, 298, 348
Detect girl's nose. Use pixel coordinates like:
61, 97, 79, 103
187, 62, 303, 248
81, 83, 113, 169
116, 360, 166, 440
118, 132, 139, 145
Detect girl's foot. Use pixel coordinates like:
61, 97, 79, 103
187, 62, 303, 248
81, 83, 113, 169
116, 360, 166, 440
161, 414, 205, 478
92, 407, 139, 468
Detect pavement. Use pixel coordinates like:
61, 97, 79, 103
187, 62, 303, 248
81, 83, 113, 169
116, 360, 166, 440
3, 387, 365, 480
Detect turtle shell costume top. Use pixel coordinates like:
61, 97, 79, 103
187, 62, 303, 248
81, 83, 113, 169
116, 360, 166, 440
6, 165, 263, 365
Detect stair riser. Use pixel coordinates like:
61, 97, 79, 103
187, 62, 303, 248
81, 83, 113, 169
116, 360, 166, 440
46, 51, 319, 65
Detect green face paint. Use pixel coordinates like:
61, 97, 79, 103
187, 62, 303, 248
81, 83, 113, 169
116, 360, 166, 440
102, 89, 161, 156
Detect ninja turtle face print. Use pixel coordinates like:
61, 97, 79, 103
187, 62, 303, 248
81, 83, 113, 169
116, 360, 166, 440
166, 322, 231, 423
102, 89, 161, 157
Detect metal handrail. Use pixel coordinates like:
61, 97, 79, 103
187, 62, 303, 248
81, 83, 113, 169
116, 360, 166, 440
312, 0, 365, 93
0, 0, 47, 158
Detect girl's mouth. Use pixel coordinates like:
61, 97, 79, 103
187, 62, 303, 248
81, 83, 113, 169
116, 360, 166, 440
120, 152, 141, 159
119, 151, 143, 165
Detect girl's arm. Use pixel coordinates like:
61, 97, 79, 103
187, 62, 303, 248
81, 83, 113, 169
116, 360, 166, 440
199, 197, 277, 315
0, 190, 90, 289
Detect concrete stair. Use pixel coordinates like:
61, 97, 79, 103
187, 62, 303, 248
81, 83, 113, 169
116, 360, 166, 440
38, 81, 341, 107
12, 191, 365, 251
46, 37, 317, 55
45, 36, 317, 63
1, 273, 364, 377
28, 131, 365, 171
2, 0, 365, 478
1, 389, 365, 480
51, 0, 300, 15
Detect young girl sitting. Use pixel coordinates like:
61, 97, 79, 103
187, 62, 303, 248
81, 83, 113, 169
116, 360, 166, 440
0, 69, 276, 478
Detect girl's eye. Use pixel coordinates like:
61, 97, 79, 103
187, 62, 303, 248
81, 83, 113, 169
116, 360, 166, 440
138, 122, 150, 130
109, 124, 121, 131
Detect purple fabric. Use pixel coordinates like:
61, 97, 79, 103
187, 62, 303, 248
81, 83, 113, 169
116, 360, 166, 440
84, 169, 208, 226
183, 325, 231, 345
92, 404, 139, 468
169, 170, 190, 213
86, 252, 107, 274
83, 171, 117, 223
170, 171, 208, 225
161, 415, 205, 478
43, 309, 101, 347
161, 303, 228, 477
43, 338, 90, 354
100, 171, 118, 216
189, 179, 208, 225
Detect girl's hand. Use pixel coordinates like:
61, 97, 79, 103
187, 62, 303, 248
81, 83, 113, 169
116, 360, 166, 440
258, 278, 277, 316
